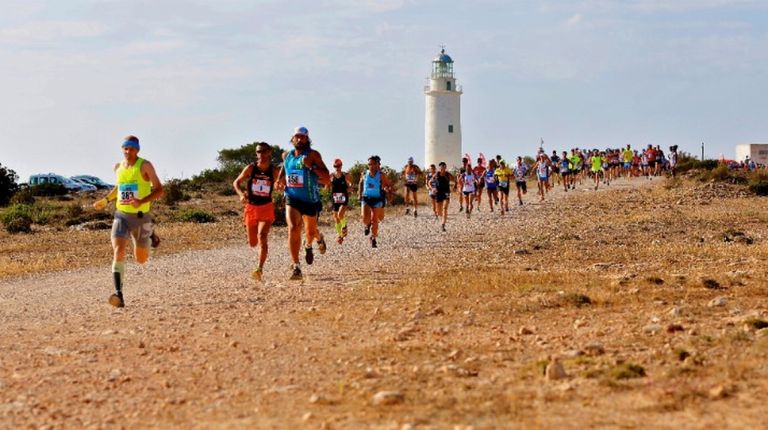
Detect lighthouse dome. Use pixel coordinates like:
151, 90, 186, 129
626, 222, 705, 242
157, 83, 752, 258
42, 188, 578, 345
433, 49, 453, 63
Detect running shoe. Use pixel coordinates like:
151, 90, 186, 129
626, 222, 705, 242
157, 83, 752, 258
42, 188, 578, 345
364, 223, 371, 236
305, 246, 314, 265
290, 265, 303, 280
441, 224, 446, 232
370, 237, 377, 248
405, 208, 410, 215
413, 209, 417, 218
317, 235, 327, 254
459, 206, 463, 213
251, 267, 263, 281
108, 292, 124, 308
341, 225, 348, 237
336, 236, 343, 244
150, 232, 161, 248
466, 211, 470, 219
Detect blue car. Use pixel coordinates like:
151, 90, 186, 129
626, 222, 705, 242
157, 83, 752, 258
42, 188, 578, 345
71, 175, 114, 190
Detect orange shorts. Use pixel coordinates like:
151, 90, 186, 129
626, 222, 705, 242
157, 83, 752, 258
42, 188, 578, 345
244, 202, 275, 226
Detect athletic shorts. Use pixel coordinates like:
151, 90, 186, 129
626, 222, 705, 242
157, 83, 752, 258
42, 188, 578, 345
538, 175, 548, 182
476, 182, 484, 189
516, 181, 527, 192
332, 202, 347, 212
362, 196, 385, 209
405, 183, 417, 192
462, 191, 473, 196
486, 184, 497, 191
112, 211, 153, 247
649, 161, 657, 168
436, 193, 450, 203
499, 186, 510, 195
244, 202, 275, 226
623, 162, 632, 169
286, 196, 321, 217
561, 171, 571, 176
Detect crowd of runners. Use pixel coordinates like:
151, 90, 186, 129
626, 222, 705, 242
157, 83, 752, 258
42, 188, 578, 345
94, 128, 685, 306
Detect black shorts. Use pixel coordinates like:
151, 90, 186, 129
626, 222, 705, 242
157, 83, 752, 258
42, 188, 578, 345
405, 184, 417, 192
561, 171, 571, 176
499, 186, 510, 195
286, 196, 321, 217
476, 182, 484, 189
332, 202, 347, 212
436, 192, 450, 203
516, 181, 527, 192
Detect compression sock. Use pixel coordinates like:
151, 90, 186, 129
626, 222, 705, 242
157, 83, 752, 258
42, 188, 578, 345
112, 261, 125, 294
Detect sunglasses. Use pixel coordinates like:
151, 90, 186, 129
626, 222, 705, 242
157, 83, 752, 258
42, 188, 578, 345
256, 149, 269, 153
333, 164, 342, 168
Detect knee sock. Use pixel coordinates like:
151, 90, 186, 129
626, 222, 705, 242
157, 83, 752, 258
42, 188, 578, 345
335, 221, 341, 236
112, 261, 125, 294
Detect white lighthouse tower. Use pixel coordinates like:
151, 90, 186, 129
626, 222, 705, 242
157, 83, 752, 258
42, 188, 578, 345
425, 47, 462, 169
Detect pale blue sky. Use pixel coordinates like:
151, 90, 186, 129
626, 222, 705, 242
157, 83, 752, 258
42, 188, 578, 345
2, 0, 767, 182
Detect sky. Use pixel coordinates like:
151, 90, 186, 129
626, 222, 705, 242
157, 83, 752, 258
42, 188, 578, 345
1, 0, 767, 183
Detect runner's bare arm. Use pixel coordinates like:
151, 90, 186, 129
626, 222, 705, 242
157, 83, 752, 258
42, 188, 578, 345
135, 160, 164, 207
305, 150, 330, 185
233, 164, 253, 204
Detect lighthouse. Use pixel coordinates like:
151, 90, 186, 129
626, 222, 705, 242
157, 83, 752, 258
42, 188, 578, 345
424, 47, 462, 170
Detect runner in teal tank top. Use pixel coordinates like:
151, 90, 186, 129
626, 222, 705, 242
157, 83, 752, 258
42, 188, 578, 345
276, 126, 330, 280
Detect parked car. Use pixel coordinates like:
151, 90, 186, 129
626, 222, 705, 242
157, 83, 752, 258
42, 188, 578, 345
69, 177, 99, 192
71, 175, 114, 190
28, 173, 96, 192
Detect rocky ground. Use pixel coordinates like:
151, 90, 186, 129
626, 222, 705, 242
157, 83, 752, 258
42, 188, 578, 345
1, 176, 767, 429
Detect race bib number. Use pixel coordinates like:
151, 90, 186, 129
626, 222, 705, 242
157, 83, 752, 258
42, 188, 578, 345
486, 176, 495, 183
332, 193, 346, 204
498, 180, 509, 188
118, 183, 138, 204
286, 172, 304, 188
250, 179, 271, 197
406, 173, 416, 184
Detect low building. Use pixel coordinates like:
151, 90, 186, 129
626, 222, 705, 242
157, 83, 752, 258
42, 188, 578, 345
735, 143, 768, 165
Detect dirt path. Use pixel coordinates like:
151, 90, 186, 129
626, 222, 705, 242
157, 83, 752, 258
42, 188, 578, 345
2, 176, 767, 429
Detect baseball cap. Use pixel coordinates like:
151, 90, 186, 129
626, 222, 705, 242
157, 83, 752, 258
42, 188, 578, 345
294, 126, 309, 136
333, 158, 343, 166
407, 156, 414, 163
122, 136, 140, 150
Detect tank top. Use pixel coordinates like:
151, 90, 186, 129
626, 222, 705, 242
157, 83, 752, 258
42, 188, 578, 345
362, 170, 382, 199
246, 163, 273, 206
115, 157, 151, 214
426, 172, 437, 195
462, 172, 476, 193
436, 173, 450, 194
485, 169, 496, 188
330, 173, 348, 204
284, 149, 319, 203
537, 162, 548, 177
560, 159, 570, 172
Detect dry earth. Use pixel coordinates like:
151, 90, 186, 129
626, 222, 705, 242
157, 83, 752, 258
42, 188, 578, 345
1, 176, 768, 429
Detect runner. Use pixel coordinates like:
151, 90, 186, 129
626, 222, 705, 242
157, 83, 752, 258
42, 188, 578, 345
425, 164, 439, 218
622, 145, 634, 179
458, 157, 470, 212
484, 159, 499, 212
568, 150, 582, 189
93, 135, 164, 308
494, 159, 513, 214
472, 157, 486, 211
232, 142, 279, 281
434, 161, 455, 231
359, 155, 393, 248
668, 145, 679, 178
513, 156, 529, 206
328, 158, 352, 244
590, 150, 604, 190
558, 151, 571, 191
458, 166, 476, 218
550, 150, 561, 186
277, 126, 330, 280
533, 153, 551, 201
401, 157, 422, 217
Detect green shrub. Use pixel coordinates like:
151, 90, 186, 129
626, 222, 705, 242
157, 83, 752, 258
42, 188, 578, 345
748, 171, 768, 196
66, 203, 84, 218
1, 204, 34, 233
174, 209, 216, 223
0, 163, 20, 207
30, 183, 67, 196
162, 179, 189, 206
9, 187, 35, 205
